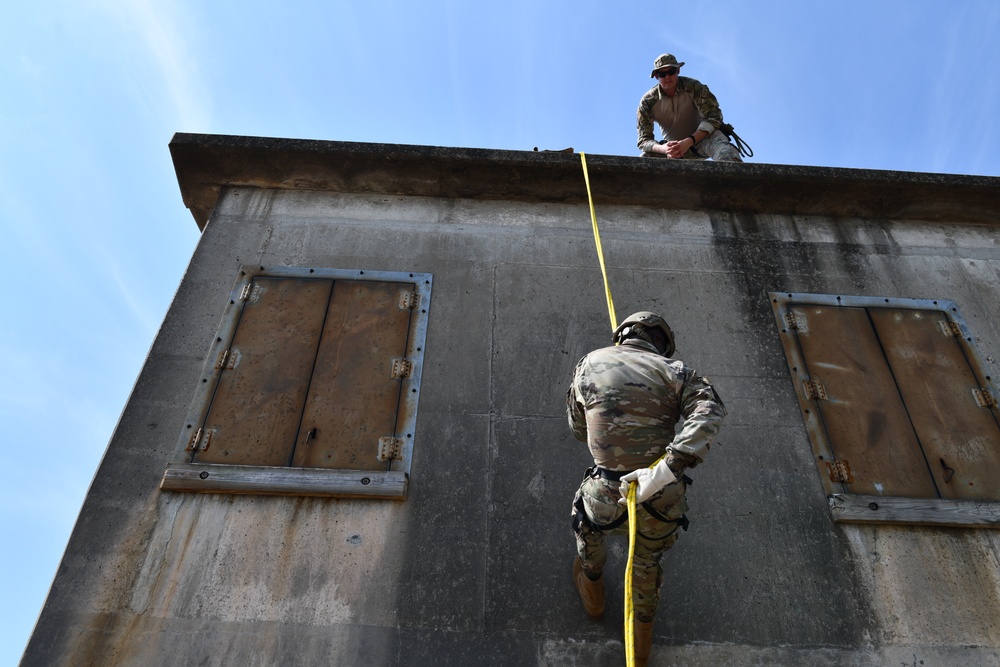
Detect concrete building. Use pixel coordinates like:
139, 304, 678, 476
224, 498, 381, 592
22, 133, 1000, 665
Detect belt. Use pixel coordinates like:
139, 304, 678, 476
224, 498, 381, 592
592, 465, 694, 487
593, 466, 628, 481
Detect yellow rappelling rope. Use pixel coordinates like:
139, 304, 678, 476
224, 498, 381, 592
580, 152, 642, 667
580, 153, 617, 333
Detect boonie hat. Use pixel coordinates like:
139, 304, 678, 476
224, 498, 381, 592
650, 53, 685, 77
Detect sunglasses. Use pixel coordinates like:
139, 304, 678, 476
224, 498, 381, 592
654, 68, 679, 78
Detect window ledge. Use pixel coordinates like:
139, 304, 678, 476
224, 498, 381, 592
829, 494, 1000, 528
160, 463, 407, 499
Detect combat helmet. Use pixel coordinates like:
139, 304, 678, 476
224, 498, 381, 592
613, 311, 676, 357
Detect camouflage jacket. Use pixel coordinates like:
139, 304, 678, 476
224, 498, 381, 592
636, 77, 725, 153
567, 339, 726, 471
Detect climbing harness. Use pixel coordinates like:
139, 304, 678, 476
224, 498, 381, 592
572, 467, 692, 535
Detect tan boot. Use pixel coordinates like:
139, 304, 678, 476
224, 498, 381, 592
634, 619, 654, 667
572, 557, 605, 620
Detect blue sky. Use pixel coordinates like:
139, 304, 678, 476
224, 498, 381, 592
2, 0, 999, 661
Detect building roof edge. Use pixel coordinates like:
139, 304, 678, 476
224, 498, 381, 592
169, 132, 1000, 231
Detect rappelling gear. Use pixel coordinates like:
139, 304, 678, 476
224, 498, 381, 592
619, 459, 677, 504
572, 468, 691, 536
719, 123, 753, 158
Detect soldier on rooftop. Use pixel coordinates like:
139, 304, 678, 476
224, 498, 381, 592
637, 53, 743, 162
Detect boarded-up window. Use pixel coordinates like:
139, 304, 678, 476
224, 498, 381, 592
771, 293, 1000, 527
161, 267, 432, 499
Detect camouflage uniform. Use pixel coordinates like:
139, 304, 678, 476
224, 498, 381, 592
636, 77, 742, 162
567, 338, 726, 621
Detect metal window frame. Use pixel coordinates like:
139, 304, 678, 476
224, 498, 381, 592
161, 266, 432, 500
770, 292, 1000, 528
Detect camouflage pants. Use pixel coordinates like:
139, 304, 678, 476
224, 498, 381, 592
572, 471, 688, 622
641, 129, 743, 162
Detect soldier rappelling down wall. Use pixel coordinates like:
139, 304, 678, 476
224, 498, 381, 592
637, 53, 750, 162
567, 312, 727, 667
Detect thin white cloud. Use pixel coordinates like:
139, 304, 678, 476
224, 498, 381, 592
445, 1, 470, 142
930, 3, 999, 175
110, 252, 163, 333
95, 0, 212, 131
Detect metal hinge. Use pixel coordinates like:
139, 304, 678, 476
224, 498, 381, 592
185, 428, 202, 452
826, 459, 854, 484
391, 358, 412, 379
783, 312, 801, 330
239, 283, 261, 302
399, 291, 419, 310
973, 388, 998, 408
199, 429, 215, 451
803, 380, 827, 400
186, 428, 215, 452
378, 436, 403, 461
214, 348, 239, 371
939, 319, 962, 337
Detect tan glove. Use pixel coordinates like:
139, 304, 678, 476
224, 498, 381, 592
617, 458, 677, 505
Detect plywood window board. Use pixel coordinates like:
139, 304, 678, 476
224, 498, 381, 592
771, 293, 1000, 528
161, 267, 432, 500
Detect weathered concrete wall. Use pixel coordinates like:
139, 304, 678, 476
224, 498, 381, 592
23, 137, 1000, 666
